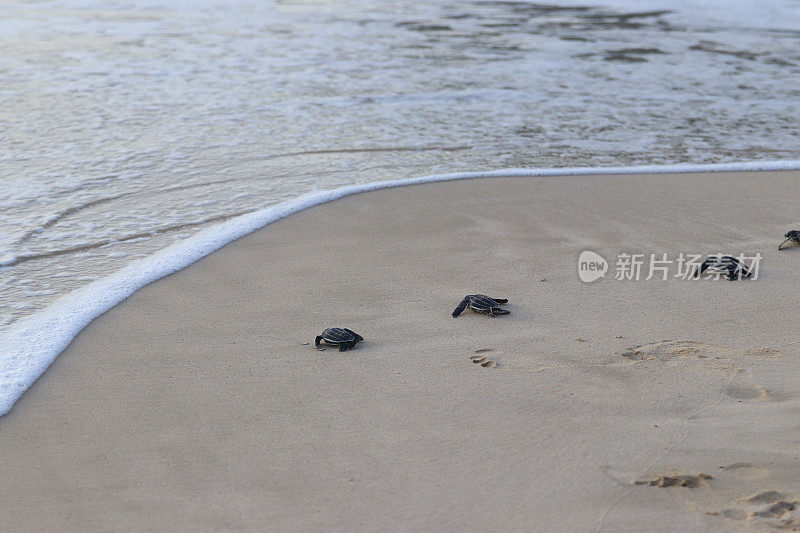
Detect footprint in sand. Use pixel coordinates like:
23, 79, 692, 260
744, 347, 782, 359
711, 490, 800, 527
621, 340, 732, 363
635, 473, 712, 489
622, 341, 781, 366
634, 464, 800, 528
471, 355, 497, 368
622, 341, 781, 404
718, 463, 770, 480
725, 382, 770, 402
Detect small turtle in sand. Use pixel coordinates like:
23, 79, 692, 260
692, 255, 752, 281
314, 328, 364, 351
778, 230, 800, 250
452, 294, 509, 317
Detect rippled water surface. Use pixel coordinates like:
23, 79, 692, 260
2, 0, 800, 326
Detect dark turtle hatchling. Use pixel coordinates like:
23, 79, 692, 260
314, 328, 364, 351
693, 255, 752, 281
778, 230, 800, 250
452, 294, 509, 317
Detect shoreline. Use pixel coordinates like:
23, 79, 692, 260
2, 170, 800, 529
3, 161, 800, 417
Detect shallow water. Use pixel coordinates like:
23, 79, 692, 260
2, 0, 800, 327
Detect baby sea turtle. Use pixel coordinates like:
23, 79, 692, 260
692, 255, 752, 281
314, 328, 364, 351
778, 230, 800, 250
452, 294, 509, 318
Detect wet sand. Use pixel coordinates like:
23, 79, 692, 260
2, 172, 800, 531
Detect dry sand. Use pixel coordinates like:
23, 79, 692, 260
2, 171, 800, 531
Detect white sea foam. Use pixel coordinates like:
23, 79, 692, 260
2, 160, 800, 416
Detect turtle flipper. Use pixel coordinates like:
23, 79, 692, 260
339, 342, 354, 352
489, 307, 510, 317
736, 264, 752, 280
452, 297, 470, 318
491, 298, 508, 304
778, 237, 793, 250
694, 260, 710, 279
315, 336, 326, 350
343, 328, 364, 342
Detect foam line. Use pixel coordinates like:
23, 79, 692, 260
2, 160, 800, 416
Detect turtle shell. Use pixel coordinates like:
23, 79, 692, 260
704, 256, 744, 273
468, 294, 499, 310
321, 328, 357, 344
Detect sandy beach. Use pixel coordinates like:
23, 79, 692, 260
2, 171, 800, 531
